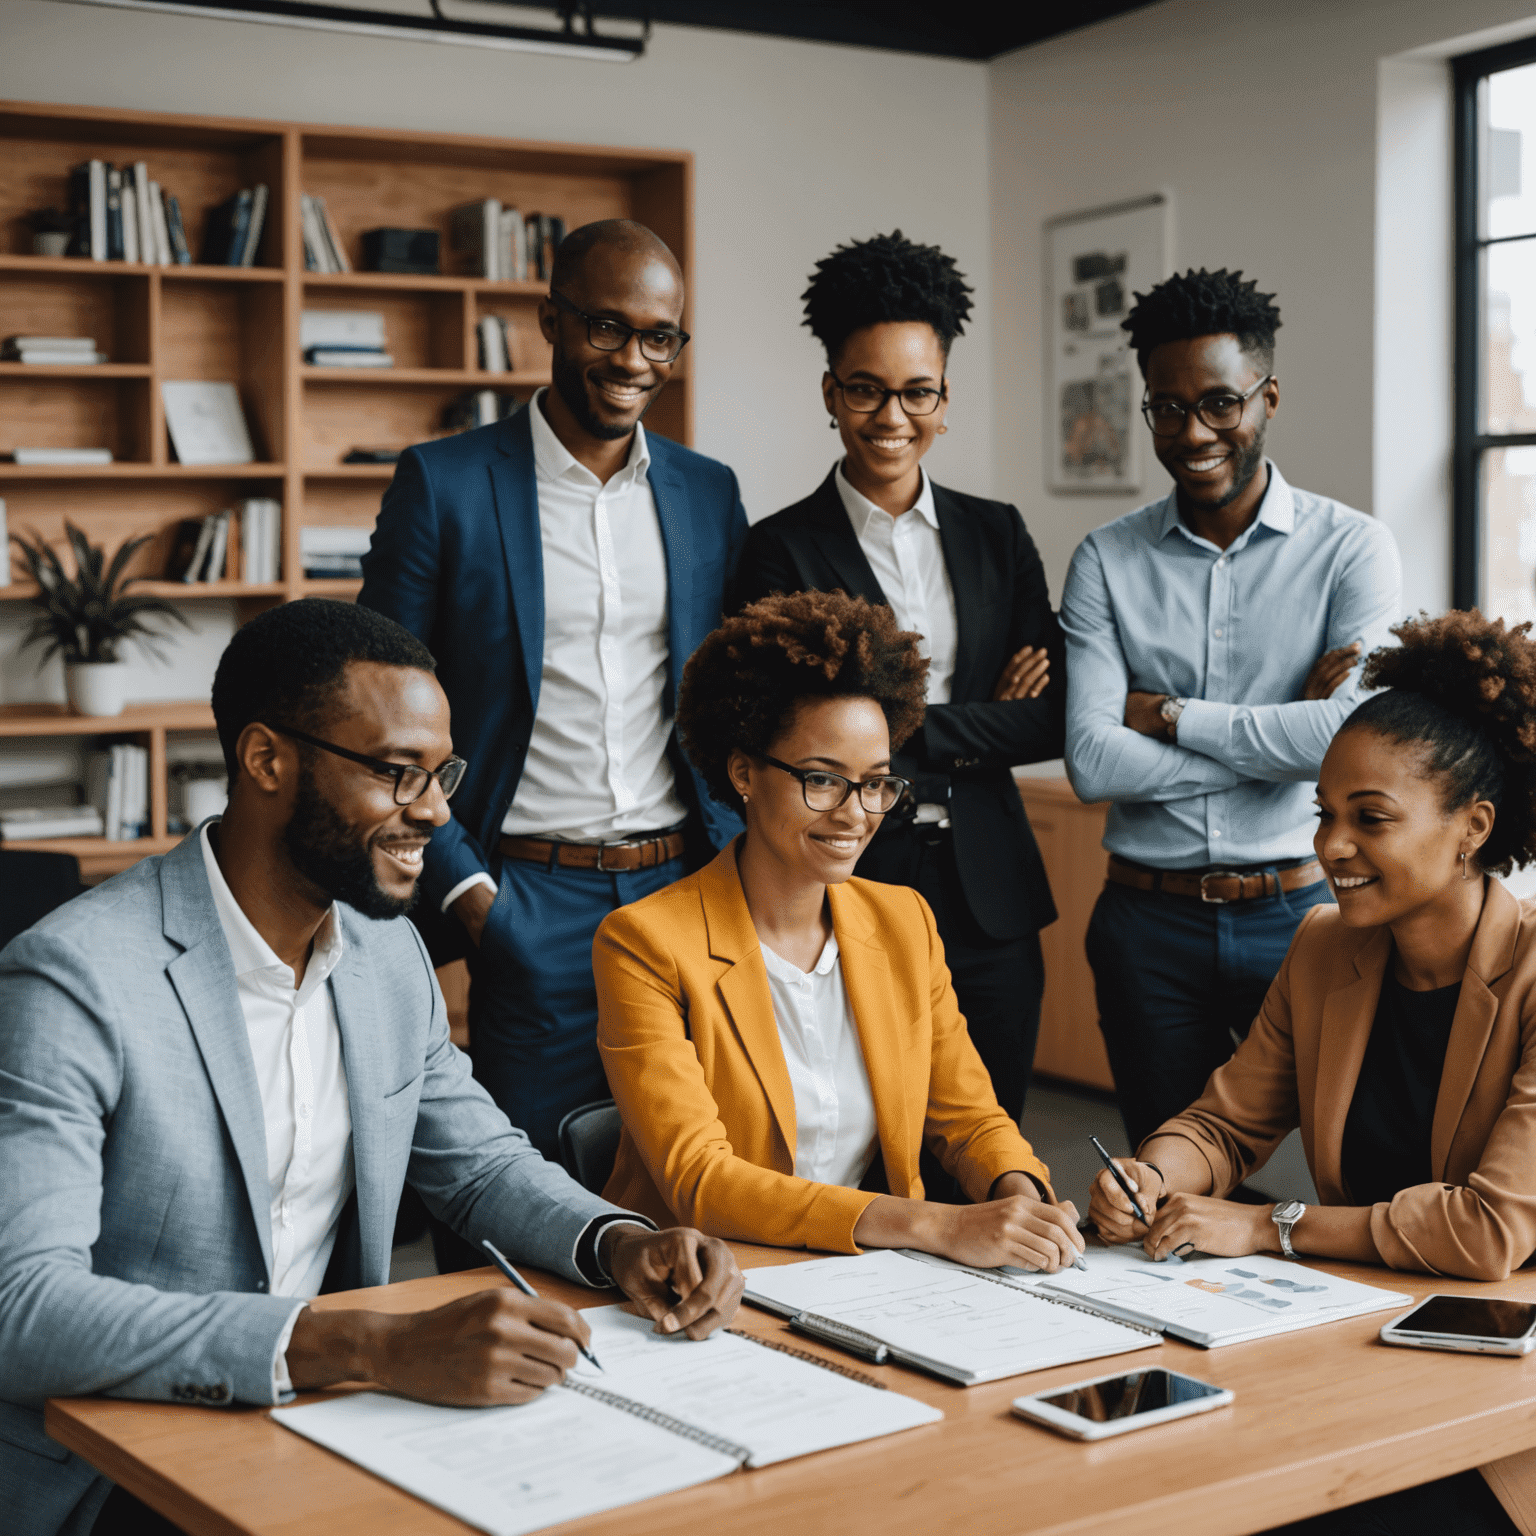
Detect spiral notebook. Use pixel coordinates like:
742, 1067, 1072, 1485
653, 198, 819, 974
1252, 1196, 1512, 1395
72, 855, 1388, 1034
742, 1249, 1159, 1385
272, 1305, 941, 1536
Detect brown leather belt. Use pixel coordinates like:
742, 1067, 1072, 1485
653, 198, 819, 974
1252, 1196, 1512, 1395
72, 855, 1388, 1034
1107, 854, 1325, 905
499, 831, 686, 873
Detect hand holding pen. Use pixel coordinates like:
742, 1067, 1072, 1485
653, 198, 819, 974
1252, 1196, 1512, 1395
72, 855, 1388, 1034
482, 1240, 605, 1373
1086, 1138, 1174, 1251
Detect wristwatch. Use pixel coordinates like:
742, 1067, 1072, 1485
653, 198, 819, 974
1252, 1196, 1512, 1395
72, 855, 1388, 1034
1271, 1199, 1307, 1260
1158, 695, 1187, 740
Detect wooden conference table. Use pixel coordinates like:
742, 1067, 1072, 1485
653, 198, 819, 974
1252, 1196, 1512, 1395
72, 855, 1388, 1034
46, 1243, 1536, 1536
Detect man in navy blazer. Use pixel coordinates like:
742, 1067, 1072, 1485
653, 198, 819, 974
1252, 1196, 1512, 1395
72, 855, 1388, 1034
0, 600, 740, 1536
360, 220, 745, 1164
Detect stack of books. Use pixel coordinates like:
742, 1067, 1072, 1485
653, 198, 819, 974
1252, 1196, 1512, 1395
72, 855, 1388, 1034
450, 203, 564, 281
477, 315, 515, 372
168, 508, 233, 583
300, 525, 372, 579
0, 805, 105, 842
0, 747, 99, 841
300, 193, 351, 273
5, 448, 113, 466
3, 335, 106, 365
445, 389, 523, 432
200, 186, 270, 266
67, 160, 192, 265
87, 744, 150, 841
300, 310, 391, 368
169, 497, 281, 584
240, 498, 282, 585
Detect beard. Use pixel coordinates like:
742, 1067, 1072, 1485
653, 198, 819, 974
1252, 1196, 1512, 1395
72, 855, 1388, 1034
283, 765, 416, 921
551, 347, 652, 441
1205, 421, 1269, 511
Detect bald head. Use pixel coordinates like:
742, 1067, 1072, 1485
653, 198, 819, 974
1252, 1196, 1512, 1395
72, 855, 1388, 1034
550, 218, 680, 294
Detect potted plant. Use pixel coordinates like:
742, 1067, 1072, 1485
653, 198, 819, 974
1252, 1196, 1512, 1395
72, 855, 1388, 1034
11, 523, 188, 717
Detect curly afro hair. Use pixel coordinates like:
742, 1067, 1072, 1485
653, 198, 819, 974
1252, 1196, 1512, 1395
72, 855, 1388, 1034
677, 590, 928, 811
1343, 611, 1536, 874
1121, 267, 1281, 377
801, 230, 974, 366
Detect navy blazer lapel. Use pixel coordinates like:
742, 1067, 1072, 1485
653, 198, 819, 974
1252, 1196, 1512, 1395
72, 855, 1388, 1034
648, 443, 691, 710
805, 472, 887, 604
159, 838, 274, 1281
490, 409, 545, 717
328, 928, 391, 1277
933, 484, 985, 698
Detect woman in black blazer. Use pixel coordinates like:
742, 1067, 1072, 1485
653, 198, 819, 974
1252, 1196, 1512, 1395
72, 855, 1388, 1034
730, 231, 1065, 1138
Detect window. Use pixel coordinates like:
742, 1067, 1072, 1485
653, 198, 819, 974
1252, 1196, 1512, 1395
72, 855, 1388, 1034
1455, 38, 1536, 616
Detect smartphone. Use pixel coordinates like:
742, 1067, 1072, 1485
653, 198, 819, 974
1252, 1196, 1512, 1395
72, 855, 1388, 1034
1012, 1368, 1234, 1441
1379, 1294, 1536, 1356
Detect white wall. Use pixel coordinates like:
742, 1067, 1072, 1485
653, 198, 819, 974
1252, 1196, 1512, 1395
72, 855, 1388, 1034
989, 0, 1536, 604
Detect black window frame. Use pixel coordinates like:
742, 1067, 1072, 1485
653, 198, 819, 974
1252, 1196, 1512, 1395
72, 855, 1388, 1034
1454, 34, 1536, 609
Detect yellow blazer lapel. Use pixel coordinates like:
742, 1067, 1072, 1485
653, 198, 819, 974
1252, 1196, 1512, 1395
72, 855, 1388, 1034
1312, 927, 1390, 1202
1431, 880, 1520, 1178
829, 882, 914, 1194
698, 842, 798, 1164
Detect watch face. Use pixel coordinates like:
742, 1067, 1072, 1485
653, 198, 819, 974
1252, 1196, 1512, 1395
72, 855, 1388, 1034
1273, 1201, 1304, 1223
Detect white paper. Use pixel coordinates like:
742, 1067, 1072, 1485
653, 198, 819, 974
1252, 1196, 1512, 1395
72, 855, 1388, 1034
1041, 1246, 1410, 1346
573, 1305, 940, 1467
743, 1250, 1156, 1384
274, 1386, 738, 1536
161, 381, 254, 465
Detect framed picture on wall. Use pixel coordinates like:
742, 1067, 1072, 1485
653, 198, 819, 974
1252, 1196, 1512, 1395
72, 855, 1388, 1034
1045, 193, 1169, 494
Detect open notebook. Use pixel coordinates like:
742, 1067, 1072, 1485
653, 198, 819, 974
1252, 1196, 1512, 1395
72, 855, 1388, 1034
272, 1305, 941, 1536
1035, 1246, 1412, 1347
742, 1249, 1159, 1385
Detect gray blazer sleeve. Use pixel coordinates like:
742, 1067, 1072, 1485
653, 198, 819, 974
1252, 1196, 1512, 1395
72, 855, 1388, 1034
0, 930, 299, 1409
397, 922, 634, 1283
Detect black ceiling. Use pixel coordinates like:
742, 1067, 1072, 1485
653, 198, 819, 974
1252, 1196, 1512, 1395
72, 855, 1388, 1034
535, 2, 1160, 61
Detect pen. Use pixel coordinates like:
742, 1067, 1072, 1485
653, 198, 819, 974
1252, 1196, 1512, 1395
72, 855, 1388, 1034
481, 1239, 604, 1374
1089, 1135, 1148, 1225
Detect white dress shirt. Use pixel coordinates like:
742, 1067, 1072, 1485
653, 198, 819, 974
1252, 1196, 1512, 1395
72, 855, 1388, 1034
200, 823, 353, 1388
759, 935, 879, 1188
835, 460, 957, 707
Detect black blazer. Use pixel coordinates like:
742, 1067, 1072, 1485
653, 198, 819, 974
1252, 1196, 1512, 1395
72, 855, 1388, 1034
729, 471, 1063, 941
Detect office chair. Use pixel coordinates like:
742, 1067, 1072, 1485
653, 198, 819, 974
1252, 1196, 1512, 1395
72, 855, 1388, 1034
0, 848, 83, 954
557, 1099, 623, 1195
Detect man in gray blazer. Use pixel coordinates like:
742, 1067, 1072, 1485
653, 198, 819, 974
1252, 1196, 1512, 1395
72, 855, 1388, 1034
0, 599, 742, 1536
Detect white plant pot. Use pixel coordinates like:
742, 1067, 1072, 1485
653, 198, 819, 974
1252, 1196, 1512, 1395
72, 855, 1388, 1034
67, 662, 128, 718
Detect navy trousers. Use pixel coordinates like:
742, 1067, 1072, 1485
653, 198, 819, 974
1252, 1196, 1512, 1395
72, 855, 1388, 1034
1086, 873, 1333, 1152
466, 852, 683, 1161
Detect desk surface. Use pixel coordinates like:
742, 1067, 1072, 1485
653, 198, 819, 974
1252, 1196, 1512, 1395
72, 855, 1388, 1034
46, 1246, 1536, 1536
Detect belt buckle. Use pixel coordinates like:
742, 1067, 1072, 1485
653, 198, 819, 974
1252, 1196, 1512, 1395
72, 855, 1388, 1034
595, 840, 631, 873
1199, 870, 1245, 905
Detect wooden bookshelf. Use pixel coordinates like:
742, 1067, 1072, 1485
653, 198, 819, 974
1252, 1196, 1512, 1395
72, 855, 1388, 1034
0, 99, 693, 877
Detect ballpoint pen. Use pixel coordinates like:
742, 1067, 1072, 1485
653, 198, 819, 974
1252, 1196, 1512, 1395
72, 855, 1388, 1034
481, 1239, 604, 1373
1088, 1134, 1148, 1224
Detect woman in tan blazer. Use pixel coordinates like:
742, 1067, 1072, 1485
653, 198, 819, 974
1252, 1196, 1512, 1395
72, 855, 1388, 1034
595, 590, 1083, 1269
1089, 612, 1536, 1536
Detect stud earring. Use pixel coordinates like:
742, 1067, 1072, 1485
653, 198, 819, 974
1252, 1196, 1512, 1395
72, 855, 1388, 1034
937, 424, 948, 435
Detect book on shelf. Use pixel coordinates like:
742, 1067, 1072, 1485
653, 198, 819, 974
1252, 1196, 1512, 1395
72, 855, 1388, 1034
299, 194, 350, 273
525, 213, 566, 281
163, 193, 191, 264
300, 524, 371, 578
120, 180, 139, 263
65, 160, 185, 265
452, 198, 531, 280
161, 381, 255, 466
66, 161, 108, 261
148, 182, 173, 266
444, 389, 523, 432
300, 310, 386, 350
305, 347, 394, 368
7, 448, 113, 466
105, 167, 124, 260
3, 336, 106, 365
0, 806, 106, 842
242, 183, 269, 267
477, 314, 513, 373
87, 744, 149, 841
202, 186, 268, 266
501, 206, 527, 281
0, 497, 8, 587
132, 163, 155, 267
239, 497, 282, 585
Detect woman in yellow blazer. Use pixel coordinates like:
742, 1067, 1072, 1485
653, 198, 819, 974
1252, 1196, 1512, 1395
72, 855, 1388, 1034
596, 590, 1083, 1269
1089, 611, 1536, 1536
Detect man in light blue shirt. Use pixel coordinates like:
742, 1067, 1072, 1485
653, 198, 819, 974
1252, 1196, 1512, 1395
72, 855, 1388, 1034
1061, 269, 1401, 1150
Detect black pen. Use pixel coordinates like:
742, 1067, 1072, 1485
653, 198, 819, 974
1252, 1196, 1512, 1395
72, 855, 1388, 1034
1089, 1135, 1148, 1224
481, 1239, 604, 1373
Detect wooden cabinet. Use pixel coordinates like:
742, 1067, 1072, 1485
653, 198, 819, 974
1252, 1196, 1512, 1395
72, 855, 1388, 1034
1017, 775, 1114, 1092
0, 98, 692, 880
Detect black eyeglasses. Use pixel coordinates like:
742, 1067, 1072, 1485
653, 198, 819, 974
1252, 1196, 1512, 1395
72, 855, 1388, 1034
828, 370, 947, 418
548, 290, 690, 364
1141, 375, 1273, 437
272, 724, 467, 806
761, 754, 911, 814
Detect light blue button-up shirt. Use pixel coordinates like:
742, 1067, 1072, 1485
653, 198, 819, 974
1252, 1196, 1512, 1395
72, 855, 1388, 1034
1061, 463, 1402, 869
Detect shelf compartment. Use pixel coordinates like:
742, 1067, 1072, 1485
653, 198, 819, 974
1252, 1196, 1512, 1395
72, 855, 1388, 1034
301, 286, 467, 371
0, 266, 153, 364
0, 374, 152, 465
298, 380, 531, 470
160, 278, 285, 462
0, 473, 284, 586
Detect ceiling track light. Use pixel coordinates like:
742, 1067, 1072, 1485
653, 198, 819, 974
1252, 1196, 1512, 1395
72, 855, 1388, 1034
51, 0, 647, 60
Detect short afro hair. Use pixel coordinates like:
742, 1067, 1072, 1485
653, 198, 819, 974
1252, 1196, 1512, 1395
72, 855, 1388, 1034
1121, 267, 1281, 377
1344, 611, 1536, 874
212, 598, 436, 781
678, 590, 928, 811
802, 230, 974, 366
